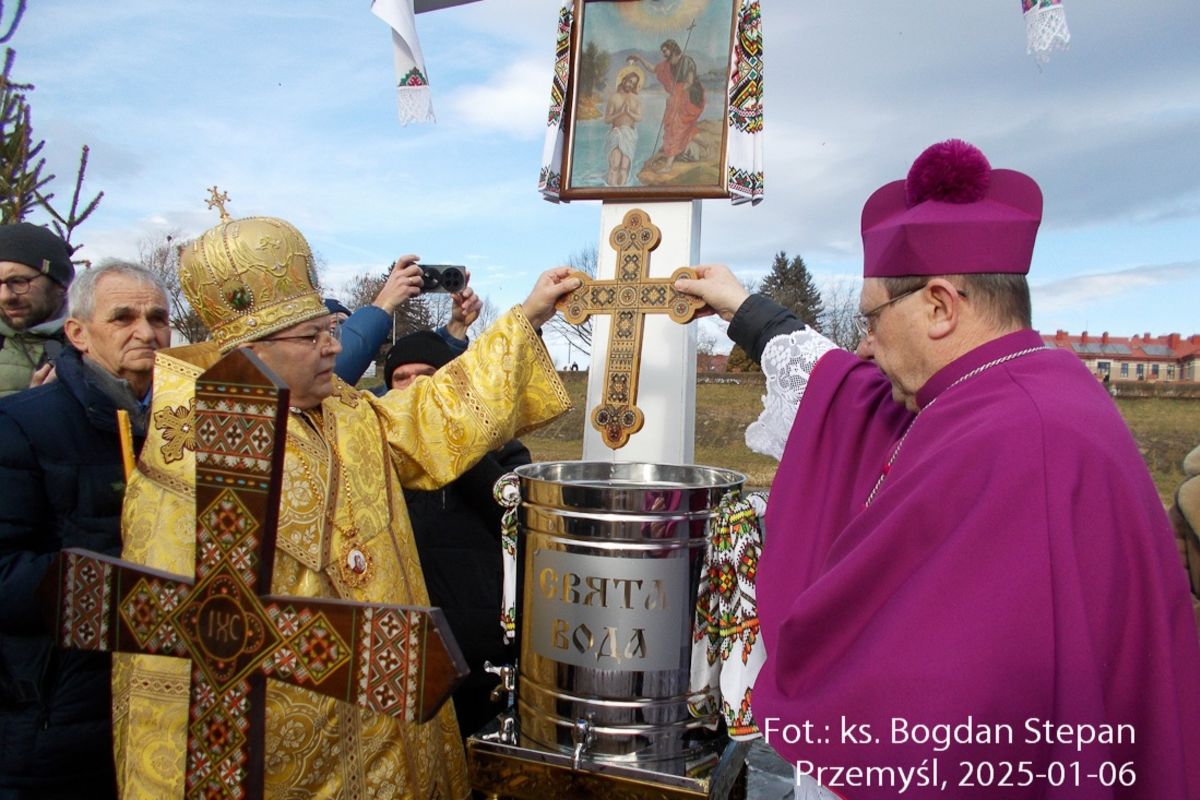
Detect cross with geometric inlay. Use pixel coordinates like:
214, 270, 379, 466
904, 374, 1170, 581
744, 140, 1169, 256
38, 349, 467, 800
556, 207, 705, 449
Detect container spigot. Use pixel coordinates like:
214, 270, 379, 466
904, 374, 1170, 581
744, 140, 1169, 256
571, 716, 593, 771
483, 660, 516, 707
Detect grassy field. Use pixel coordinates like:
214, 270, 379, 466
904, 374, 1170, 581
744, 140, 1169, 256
1114, 397, 1200, 505
523, 372, 1199, 506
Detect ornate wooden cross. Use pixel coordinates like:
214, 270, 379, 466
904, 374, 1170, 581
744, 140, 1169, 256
557, 207, 705, 448
39, 349, 466, 800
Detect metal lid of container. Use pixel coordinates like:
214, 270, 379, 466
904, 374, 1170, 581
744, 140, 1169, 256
515, 461, 745, 515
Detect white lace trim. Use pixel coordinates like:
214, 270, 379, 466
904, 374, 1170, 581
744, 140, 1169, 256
1025, 3, 1071, 64
395, 85, 435, 126
744, 329, 839, 460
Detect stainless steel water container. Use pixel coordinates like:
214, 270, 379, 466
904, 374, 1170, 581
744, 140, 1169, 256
514, 461, 745, 764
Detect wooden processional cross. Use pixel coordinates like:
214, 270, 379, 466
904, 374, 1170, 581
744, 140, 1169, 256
38, 350, 467, 800
556, 207, 705, 449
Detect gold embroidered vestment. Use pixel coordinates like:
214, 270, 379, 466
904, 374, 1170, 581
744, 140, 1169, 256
112, 308, 571, 799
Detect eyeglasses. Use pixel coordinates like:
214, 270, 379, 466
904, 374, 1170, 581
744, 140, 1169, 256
853, 287, 924, 338
0, 275, 45, 295
260, 326, 341, 348
853, 285, 969, 338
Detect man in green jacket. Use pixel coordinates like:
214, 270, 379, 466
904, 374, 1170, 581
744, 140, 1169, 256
0, 223, 75, 397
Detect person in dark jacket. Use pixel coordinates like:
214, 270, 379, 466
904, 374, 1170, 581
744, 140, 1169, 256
0, 223, 75, 398
384, 330, 530, 739
0, 261, 169, 798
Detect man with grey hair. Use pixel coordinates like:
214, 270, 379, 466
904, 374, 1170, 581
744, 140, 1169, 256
0, 260, 169, 798
0, 223, 76, 397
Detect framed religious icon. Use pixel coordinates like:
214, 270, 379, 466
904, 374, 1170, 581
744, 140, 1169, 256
559, 0, 742, 201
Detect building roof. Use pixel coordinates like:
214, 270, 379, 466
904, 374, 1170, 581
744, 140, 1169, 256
1043, 330, 1200, 362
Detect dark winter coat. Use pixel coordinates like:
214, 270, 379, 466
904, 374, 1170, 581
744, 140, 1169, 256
0, 346, 146, 797
0, 316, 67, 399
404, 438, 530, 739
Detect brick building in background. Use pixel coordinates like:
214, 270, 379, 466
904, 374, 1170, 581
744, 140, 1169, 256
1043, 330, 1200, 382
696, 353, 729, 372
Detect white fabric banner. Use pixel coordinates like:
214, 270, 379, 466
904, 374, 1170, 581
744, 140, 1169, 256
372, 0, 437, 125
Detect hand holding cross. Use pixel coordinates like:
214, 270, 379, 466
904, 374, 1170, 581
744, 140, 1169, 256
555, 208, 704, 449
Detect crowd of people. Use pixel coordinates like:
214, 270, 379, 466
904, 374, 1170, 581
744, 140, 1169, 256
1, 137, 1198, 799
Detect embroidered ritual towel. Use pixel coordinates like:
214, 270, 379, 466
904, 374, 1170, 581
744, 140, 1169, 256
373, 0, 437, 124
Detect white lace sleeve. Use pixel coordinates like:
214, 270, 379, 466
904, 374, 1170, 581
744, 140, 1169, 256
744, 328, 840, 460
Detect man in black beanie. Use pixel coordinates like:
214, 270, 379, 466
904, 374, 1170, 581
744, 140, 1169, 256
384, 329, 454, 389
384, 330, 530, 739
0, 223, 75, 397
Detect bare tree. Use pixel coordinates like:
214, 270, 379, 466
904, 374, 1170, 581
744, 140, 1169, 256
342, 270, 385, 311
818, 278, 863, 351
472, 296, 499, 338
544, 244, 596, 360
697, 327, 718, 357
310, 250, 330, 296
423, 291, 453, 329
137, 231, 209, 343
418, 274, 499, 340
0, 1, 102, 251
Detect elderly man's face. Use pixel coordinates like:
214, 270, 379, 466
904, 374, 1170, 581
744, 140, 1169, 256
854, 278, 928, 412
0, 260, 66, 331
247, 314, 342, 410
65, 273, 170, 397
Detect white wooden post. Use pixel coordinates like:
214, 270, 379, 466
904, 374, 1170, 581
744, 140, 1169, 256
582, 200, 700, 465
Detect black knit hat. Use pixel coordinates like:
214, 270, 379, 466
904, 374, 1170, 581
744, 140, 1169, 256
384, 330, 454, 389
0, 222, 75, 286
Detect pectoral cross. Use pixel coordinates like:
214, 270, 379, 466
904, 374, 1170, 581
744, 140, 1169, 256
556, 208, 704, 448
39, 349, 466, 800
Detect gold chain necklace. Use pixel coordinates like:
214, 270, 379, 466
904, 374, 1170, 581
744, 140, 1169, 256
864, 346, 1046, 508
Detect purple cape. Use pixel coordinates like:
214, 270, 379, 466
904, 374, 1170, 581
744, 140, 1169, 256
755, 329, 1200, 799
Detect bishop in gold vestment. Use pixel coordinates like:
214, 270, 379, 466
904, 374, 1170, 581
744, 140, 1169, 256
111, 207, 574, 799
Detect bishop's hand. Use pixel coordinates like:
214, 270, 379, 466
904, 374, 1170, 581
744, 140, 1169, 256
674, 264, 750, 322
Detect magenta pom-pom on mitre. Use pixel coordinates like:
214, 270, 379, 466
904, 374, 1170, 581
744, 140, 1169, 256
905, 139, 992, 207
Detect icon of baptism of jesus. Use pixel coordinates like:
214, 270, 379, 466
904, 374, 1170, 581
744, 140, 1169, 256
569, 0, 736, 191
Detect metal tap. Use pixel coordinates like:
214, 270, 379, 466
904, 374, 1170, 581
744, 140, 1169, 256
499, 713, 516, 743
570, 716, 593, 771
483, 660, 516, 707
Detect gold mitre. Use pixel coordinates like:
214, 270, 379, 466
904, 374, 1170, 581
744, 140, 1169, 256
179, 187, 326, 353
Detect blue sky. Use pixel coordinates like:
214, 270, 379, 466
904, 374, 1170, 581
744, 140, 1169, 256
14, 1, 1200, 362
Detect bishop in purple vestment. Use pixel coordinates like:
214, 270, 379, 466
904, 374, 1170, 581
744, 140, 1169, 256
676, 140, 1200, 799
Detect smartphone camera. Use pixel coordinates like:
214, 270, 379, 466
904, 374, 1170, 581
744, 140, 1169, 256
420, 265, 466, 294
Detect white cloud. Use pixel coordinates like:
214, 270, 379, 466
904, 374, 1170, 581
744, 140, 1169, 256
442, 58, 554, 139
1033, 261, 1200, 312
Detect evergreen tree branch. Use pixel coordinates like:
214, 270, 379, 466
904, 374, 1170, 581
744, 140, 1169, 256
0, 0, 28, 45
1, 9, 103, 240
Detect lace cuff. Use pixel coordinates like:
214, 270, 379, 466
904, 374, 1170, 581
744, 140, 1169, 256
745, 329, 839, 460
